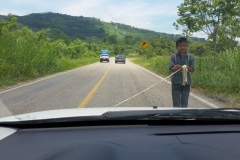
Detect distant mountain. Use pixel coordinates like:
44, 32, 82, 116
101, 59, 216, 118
17, 12, 106, 41
0, 12, 205, 43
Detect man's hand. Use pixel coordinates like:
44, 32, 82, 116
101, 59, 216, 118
173, 64, 182, 70
187, 66, 194, 72
171, 65, 194, 73
171, 64, 182, 72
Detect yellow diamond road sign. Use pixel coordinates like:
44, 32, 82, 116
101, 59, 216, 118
141, 40, 148, 48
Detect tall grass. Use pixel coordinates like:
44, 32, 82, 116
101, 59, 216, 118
193, 48, 240, 95
0, 26, 98, 88
130, 56, 171, 76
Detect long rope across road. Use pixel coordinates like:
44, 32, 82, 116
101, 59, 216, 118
113, 66, 185, 107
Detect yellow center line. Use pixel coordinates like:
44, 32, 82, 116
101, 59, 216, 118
78, 65, 113, 108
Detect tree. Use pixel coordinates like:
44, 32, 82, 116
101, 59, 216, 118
106, 34, 118, 44
50, 28, 71, 45
173, 22, 193, 39
67, 39, 88, 58
113, 44, 120, 55
125, 34, 134, 45
218, 14, 240, 50
189, 41, 214, 56
174, 0, 240, 53
0, 14, 18, 35
34, 28, 51, 41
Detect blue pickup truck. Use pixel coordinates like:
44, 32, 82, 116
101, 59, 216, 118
100, 50, 110, 63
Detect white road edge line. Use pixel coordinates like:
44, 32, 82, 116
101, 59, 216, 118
129, 61, 219, 108
0, 63, 96, 95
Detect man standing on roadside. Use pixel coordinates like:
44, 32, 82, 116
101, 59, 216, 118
169, 37, 195, 107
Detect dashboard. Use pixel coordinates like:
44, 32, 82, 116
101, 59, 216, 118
1, 122, 240, 160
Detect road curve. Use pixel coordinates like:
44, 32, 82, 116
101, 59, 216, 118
0, 58, 226, 117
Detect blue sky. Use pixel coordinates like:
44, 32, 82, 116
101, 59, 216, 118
0, 0, 208, 38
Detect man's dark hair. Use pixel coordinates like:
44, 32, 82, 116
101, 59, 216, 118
176, 37, 188, 47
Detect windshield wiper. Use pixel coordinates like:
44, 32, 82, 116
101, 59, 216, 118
102, 108, 240, 121
1, 108, 240, 129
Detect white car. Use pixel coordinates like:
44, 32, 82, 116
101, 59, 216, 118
100, 54, 109, 63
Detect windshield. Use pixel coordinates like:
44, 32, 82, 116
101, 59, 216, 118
116, 55, 125, 57
0, 0, 239, 121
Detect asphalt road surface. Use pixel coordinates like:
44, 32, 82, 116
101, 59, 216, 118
0, 58, 226, 117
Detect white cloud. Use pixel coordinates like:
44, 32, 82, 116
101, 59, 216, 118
192, 32, 208, 39
58, 0, 105, 16
57, 0, 180, 30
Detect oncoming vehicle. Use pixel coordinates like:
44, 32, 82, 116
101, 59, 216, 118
100, 50, 110, 63
115, 54, 126, 63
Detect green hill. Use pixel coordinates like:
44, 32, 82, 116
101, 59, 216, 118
0, 12, 205, 43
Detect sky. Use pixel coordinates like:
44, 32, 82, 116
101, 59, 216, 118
0, 0, 208, 38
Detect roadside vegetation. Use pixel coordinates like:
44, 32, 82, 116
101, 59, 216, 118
0, 15, 99, 88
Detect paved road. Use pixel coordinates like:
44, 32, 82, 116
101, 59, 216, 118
0, 58, 226, 117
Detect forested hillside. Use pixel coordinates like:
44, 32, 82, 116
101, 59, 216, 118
0, 12, 205, 43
